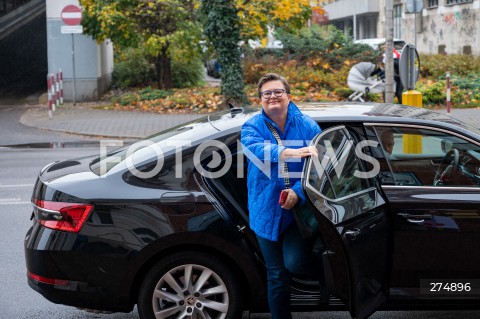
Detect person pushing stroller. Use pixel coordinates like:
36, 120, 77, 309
347, 57, 387, 102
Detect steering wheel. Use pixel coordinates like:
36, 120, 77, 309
434, 149, 460, 186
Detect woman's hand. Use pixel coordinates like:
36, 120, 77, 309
280, 146, 318, 161
280, 188, 300, 210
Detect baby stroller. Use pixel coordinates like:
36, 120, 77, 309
347, 62, 387, 102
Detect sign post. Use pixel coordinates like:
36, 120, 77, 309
399, 44, 420, 91
405, 0, 423, 47
60, 5, 83, 106
399, 44, 422, 154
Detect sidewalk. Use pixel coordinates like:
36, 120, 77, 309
435, 107, 480, 130
20, 105, 204, 139
19, 104, 479, 140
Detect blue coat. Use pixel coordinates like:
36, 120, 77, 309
240, 102, 321, 241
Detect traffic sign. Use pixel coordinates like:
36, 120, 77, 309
399, 44, 421, 90
405, 0, 423, 13
61, 25, 84, 34
61, 5, 82, 26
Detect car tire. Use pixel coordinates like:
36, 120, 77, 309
138, 251, 243, 319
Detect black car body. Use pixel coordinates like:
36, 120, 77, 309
25, 103, 480, 319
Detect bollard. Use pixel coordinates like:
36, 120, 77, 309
446, 72, 451, 113
47, 74, 53, 119
50, 74, 56, 112
56, 72, 60, 107
402, 90, 423, 154
59, 69, 64, 105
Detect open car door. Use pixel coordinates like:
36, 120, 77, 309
302, 125, 391, 319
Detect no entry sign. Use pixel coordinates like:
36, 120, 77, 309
61, 5, 82, 26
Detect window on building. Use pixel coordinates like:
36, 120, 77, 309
394, 5, 402, 39
446, 0, 473, 5
428, 0, 438, 8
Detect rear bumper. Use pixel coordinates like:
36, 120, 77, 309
24, 224, 135, 313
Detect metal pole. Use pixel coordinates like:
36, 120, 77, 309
71, 33, 76, 106
353, 0, 357, 41
385, 0, 394, 103
408, 46, 415, 90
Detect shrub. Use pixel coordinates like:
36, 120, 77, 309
275, 25, 378, 69
112, 48, 156, 89
420, 54, 480, 78
171, 58, 204, 88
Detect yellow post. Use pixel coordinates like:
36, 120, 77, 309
402, 90, 423, 154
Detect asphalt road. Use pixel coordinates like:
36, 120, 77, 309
1, 102, 479, 318
0, 103, 101, 146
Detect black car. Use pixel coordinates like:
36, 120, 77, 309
25, 103, 480, 319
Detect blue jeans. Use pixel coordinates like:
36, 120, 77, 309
256, 224, 319, 319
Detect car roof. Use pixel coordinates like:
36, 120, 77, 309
354, 38, 406, 50
213, 102, 479, 137
354, 38, 405, 45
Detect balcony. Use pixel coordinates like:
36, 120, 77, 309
324, 0, 380, 20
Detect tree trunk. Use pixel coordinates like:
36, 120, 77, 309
155, 45, 173, 90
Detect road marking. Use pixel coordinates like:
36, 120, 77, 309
0, 201, 31, 205
0, 198, 31, 205
0, 184, 34, 188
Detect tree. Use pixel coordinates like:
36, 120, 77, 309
80, 0, 201, 90
201, 0, 312, 106
201, 0, 248, 106
237, 0, 311, 40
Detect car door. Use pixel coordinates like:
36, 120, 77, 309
367, 124, 480, 301
301, 125, 391, 319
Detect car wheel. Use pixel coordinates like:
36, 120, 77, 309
138, 251, 243, 319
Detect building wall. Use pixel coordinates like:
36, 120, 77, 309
402, 0, 480, 55
324, 0, 480, 55
46, 0, 113, 102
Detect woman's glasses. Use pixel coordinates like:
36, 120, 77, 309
260, 89, 286, 99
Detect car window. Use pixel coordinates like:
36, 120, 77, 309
394, 41, 406, 51
305, 127, 379, 223
373, 126, 480, 187
308, 128, 371, 200
90, 117, 216, 175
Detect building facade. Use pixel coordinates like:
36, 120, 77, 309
46, 0, 113, 102
319, 0, 480, 55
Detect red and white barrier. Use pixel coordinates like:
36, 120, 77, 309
47, 74, 53, 119
59, 69, 63, 105
55, 72, 60, 107
46, 69, 65, 118
50, 73, 56, 112
446, 72, 451, 113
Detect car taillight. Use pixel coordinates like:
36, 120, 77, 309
32, 199, 93, 233
27, 271, 69, 286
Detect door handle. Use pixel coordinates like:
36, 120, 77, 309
345, 228, 361, 240
398, 213, 433, 224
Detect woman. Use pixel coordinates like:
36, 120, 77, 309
240, 73, 324, 319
